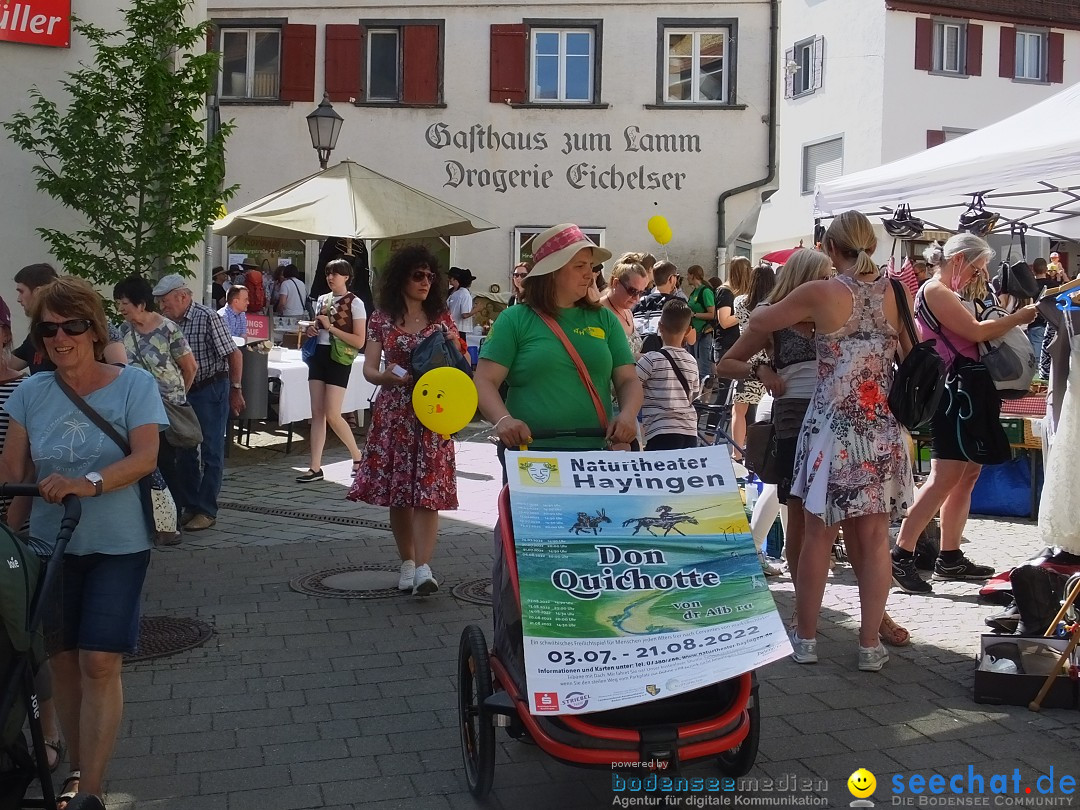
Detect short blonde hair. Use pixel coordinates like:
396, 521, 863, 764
29, 276, 110, 361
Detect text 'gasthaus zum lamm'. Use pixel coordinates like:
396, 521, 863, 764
425, 122, 701, 193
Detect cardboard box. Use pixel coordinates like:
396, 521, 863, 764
973, 635, 1077, 710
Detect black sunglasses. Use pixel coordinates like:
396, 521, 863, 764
411, 270, 436, 283
36, 319, 93, 339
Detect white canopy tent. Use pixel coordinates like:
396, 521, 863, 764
815, 81, 1080, 240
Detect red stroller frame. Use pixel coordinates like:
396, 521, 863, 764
457, 485, 760, 799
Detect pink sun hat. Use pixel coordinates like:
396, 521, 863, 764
530, 224, 613, 276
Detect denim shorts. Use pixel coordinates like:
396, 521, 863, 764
53, 551, 151, 654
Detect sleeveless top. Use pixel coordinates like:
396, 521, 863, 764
772, 325, 817, 401
915, 284, 978, 366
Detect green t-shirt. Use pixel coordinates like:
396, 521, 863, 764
480, 305, 634, 448
687, 285, 716, 335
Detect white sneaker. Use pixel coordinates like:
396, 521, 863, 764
789, 631, 818, 664
858, 642, 889, 672
413, 564, 439, 596
398, 560, 416, 591
758, 551, 784, 577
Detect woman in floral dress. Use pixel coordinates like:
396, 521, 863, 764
746, 211, 914, 672
348, 246, 459, 597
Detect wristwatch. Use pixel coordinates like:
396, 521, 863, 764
84, 472, 103, 497
231, 383, 243, 390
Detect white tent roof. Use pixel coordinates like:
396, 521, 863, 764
815, 81, 1080, 240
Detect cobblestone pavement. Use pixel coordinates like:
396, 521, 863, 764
76, 431, 1076, 809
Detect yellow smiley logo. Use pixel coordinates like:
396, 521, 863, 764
848, 768, 876, 799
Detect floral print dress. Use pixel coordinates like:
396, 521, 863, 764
347, 310, 459, 511
791, 274, 913, 526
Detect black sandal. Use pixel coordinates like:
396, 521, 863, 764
57, 771, 79, 809
43, 738, 65, 773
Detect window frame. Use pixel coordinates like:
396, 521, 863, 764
655, 18, 739, 108
801, 134, 844, 196
215, 19, 287, 102
523, 18, 603, 106
1014, 28, 1048, 82
931, 18, 966, 75
356, 18, 445, 106
514, 226, 606, 267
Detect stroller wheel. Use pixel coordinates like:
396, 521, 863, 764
717, 685, 760, 777
458, 625, 496, 798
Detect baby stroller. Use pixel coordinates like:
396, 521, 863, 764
0, 485, 81, 810
456, 443, 760, 799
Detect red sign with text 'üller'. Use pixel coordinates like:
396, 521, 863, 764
0, 0, 71, 48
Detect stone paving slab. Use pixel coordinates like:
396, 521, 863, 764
42, 432, 1078, 809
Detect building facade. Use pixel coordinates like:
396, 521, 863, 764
208, 0, 778, 294
754, 0, 1080, 262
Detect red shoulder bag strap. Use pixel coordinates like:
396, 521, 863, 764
534, 311, 609, 430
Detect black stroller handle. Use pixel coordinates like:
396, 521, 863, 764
528, 428, 608, 440
0, 484, 82, 529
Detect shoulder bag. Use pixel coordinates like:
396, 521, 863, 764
887, 279, 946, 431
918, 291, 1010, 465
54, 375, 179, 542
300, 294, 326, 364
411, 320, 472, 378
534, 311, 609, 430
972, 298, 1036, 398
128, 331, 203, 448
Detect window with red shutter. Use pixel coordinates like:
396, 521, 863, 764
1048, 31, 1064, 83
215, 23, 285, 101
490, 24, 528, 103
280, 23, 316, 102
965, 24, 982, 77
914, 18, 932, 71
402, 25, 441, 104
999, 26, 1016, 79
325, 24, 362, 103
356, 20, 443, 104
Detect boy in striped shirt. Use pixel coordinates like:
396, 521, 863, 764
636, 300, 701, 451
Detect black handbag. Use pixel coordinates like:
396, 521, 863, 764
887, 280, 945, 431
411, 323, 472, 378
942, 355, 1011, 465
744, 420, 780, 484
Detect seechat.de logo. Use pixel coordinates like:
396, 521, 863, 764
533, 692, 560, 712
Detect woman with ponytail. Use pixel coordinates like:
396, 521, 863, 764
745, 211, 914, 672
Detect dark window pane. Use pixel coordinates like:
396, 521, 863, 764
565, 31, 590, 57
222, 30, 248, 96
252, 31, 280, 97
566, 54, 591, 100
534, 54, 558, 99
369, 30, 399, 99
535, 31, 559, 56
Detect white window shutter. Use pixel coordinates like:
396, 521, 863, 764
812, 36, 825, 91
784, 46, 795, 99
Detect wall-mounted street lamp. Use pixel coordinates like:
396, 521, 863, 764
306, 93, 344, 170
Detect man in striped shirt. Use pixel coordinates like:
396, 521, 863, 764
636, 300, 701, 451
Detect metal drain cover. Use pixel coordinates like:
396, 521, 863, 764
451, 578, 492, 606
125, 616, 214, 664
290, 564, 403, 599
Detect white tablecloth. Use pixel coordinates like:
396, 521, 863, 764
267, 349, 377, 425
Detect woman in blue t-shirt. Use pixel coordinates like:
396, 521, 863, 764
0, 276, 166, 809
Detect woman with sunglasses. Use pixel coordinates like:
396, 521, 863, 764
600, 259, 649, 357
0, 277, 166, 809
508, 261, 530, 306
296, 259, 367, 483
349, 246, 459, 596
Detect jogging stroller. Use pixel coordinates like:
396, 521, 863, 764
457, 481, 760, 799
0, 485, 81, 810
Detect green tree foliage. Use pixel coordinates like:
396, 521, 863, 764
4, 0, 235, 285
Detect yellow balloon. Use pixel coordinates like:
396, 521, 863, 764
647, 215, 669, 241
655, 225, 673, 246
411, 367, 478, 438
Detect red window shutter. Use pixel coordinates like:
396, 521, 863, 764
999, 26, 1016, 78
965, 24, 982, 76
206, 21, 216, 54
914, 18, 933, 71
926, 130, 946, 149
402, 25, 441, 104
1048, 31, 1065, 83
325, 24, 363, 102
280, 23, 316, 102
490, 24, 528, 103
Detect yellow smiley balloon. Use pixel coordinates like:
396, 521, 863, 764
847, 768, 876, 799
411, 367, 478, 439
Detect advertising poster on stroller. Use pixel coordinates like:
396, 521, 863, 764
506, 447, 791, 714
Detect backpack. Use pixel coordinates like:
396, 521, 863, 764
887, 279, 945, 431
973, 299, 1036, 399
244, 270, 266, 313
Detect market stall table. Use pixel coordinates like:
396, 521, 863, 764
267, 348, 377, 425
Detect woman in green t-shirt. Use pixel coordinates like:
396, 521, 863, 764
686, 264, 716, 380
475, 224, 643, 455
